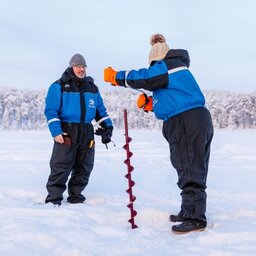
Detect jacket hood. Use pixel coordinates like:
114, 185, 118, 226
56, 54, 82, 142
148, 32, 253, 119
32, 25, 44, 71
165, 49, 190, 67
60, 67, 94, 84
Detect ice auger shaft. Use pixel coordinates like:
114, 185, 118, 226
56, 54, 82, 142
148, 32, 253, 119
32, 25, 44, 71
123, 109, 138, 229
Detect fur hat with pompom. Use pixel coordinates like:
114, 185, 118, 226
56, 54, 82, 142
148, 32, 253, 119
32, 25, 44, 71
148, 34, 170, 64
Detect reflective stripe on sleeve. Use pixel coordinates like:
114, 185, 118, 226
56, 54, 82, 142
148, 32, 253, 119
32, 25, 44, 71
125, 70, 131, 88
96, 116, 110, 126
47, 118, 60, 125
168, 66, 188, 74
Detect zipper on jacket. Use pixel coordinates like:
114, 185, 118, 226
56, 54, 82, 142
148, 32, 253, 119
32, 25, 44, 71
79, 84, 86, 123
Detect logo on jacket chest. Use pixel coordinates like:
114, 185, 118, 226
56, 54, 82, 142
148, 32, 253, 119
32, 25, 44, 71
63, 84, 71, 92
88, 98, 96, 108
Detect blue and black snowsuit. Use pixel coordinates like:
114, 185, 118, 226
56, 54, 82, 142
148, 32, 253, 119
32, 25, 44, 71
115, 49, 213, 223
45, 67, 113, 204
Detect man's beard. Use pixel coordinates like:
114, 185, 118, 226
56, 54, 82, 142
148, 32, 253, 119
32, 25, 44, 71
77, 71, 85, 78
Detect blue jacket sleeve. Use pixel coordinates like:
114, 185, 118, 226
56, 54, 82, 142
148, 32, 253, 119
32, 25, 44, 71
115, 61, 169, 91
95, 92, 113, 128
44, 83, 63, 137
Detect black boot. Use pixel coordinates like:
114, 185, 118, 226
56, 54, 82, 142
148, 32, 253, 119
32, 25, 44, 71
67, 195, 86, 204
172, 220, 206, 234
169, 213, 185, 222
45, 195, 62, 206
169, 209, 185, 222
45, 200, 61, 206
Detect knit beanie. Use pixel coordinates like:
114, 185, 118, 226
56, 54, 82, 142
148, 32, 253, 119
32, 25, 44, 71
69, 53, 87, 67
148, 34, 170, 64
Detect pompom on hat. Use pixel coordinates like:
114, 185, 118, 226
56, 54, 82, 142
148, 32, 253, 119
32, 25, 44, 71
148, 34, 170, 64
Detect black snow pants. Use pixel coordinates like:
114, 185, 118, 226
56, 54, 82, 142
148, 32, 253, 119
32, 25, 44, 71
45, 123, 95, 204
162, 107, 213, 223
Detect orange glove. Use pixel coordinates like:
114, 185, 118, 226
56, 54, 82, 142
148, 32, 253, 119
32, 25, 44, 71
104, 67, 118, 85
137, 93, 153, 112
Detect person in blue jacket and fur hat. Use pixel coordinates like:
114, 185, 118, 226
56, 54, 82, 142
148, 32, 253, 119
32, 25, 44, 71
104, 34, 214, 234
45, 53, 113, 205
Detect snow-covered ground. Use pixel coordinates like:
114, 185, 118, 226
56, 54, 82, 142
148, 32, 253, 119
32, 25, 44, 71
0, 129, 255, 256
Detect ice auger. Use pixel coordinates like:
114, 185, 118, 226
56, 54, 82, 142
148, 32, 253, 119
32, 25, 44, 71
123, 109, 138, 229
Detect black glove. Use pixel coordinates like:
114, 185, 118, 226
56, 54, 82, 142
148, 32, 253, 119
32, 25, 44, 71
95, 126, 113, 144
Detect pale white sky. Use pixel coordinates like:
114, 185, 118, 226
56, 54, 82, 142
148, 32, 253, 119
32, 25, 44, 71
0, 0, 255, 92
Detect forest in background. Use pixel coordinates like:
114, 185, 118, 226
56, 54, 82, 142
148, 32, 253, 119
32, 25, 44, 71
0, 87, 255, 130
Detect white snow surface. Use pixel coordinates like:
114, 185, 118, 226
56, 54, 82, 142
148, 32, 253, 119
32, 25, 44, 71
0, 129, 255, 256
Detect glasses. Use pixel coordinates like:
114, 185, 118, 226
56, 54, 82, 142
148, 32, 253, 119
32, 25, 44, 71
74, 65, 86, 69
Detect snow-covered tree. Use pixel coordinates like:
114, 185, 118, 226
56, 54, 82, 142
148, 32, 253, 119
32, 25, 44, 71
0, 88, 255, 130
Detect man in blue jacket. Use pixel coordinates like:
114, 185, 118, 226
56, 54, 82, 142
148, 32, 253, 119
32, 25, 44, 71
45, 53, 113, 205
104, 34, 213, 233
